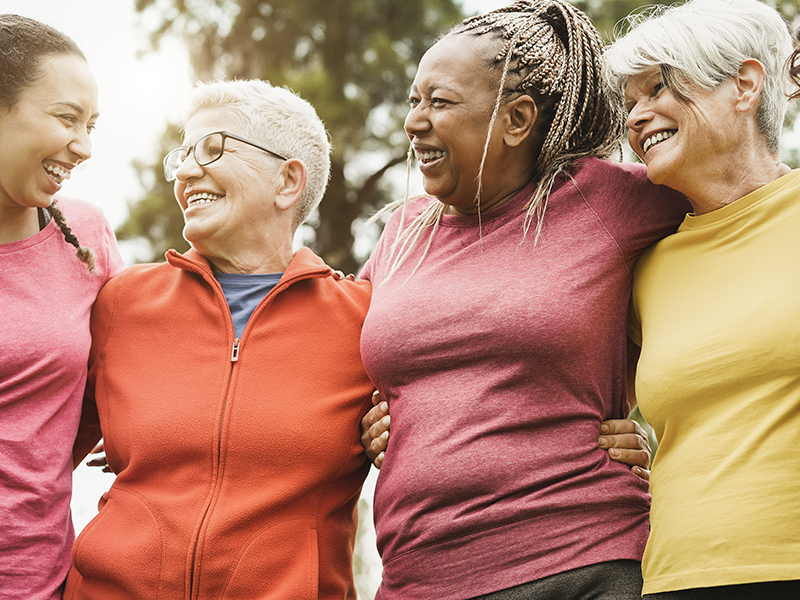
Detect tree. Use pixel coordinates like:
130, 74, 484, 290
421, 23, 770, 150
122, 0, 465, 271
120, 0, 799, 267
115, 123, 189, 259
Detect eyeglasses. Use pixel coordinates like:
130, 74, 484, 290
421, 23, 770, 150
163, 130, 289, 182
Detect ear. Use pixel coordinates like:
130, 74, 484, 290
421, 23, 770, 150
502, 95, 538, 147
273, 158, 308, 212
733, 59, 766, 114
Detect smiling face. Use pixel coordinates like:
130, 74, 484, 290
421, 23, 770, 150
173, 108, 288, 269
404, 34, 517, 213
0, 54, 98, 212
624, 67, 741, 194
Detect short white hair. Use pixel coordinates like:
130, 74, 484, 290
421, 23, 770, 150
603, 0, 792, 152
185, 79, 331, 227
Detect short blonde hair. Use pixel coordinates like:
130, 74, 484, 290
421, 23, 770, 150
186, 79, 331, 227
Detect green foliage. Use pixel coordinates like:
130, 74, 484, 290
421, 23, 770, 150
120, 0, 800, 269
123, 0, 465, 271
115, 123, 189, 261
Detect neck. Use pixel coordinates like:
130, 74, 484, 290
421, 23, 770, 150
444, 159, 536, 216
686, 160, 790, 215
0, 204, 41, 244
202, 239, 295, 274
671, 132, 789, 214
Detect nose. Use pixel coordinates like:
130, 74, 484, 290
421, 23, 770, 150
404, 103, 430, 140
174, 150, 204, 182
626, 101, 652, 132
69, 129, 92, 163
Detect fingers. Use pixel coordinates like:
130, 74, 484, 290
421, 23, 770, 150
604, 446, 651, 470
361, 391, 387, 431
90, 440, 105, 454
599, 418, 646, 438
598, 418, 652, 470
86, 454, 112, 473
631, 466, 650, 481
360, 390, 391, 467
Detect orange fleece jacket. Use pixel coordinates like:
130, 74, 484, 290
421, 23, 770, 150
68, 247, 374, 600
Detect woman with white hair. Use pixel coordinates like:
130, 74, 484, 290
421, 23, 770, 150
66, 79, 375, 599
603, 0, 800, 597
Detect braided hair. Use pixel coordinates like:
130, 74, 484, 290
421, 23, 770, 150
0, 14, 95, 272
45, 201, 96, 272
788, 27, 800, 101
381, 0, 624, 281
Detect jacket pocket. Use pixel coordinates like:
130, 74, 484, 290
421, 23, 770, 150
220, 517, 319, 600
65, 485, 164, 599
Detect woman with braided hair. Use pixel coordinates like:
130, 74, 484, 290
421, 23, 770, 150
359, 1, 689, 598
0, 14, 123, 600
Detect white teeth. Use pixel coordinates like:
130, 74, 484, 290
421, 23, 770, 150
642, 130, 676, 154
44, 163, 71, 183
415, 150, 447, 163
187, 192, 223, 206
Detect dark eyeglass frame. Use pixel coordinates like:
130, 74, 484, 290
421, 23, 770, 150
163, 130, 289, 182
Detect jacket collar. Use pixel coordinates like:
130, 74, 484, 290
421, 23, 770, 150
165, 246, 332, 283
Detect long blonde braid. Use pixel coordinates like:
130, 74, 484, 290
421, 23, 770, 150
380, 0, 624, 281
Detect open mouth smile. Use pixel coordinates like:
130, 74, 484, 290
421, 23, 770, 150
415, 149, 448, 165
44, 162, 72, 184
643, 130, 676, 154
187, 192, 224, 207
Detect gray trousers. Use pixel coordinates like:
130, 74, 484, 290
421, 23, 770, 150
469, 560, 643, 600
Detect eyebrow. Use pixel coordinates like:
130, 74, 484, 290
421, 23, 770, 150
51, 100, 100, 119
409, 82, 459, 95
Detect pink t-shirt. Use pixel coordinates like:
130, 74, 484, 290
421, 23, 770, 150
0, 197, 123, 600
360, 158, 689, 600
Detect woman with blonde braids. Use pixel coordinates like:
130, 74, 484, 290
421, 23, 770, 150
0, 14, 123, 600
359, 1, 689, 598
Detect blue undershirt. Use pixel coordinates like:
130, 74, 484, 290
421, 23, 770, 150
214, 271, 283, 338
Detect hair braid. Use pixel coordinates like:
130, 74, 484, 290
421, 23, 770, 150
788, 27, 800, 101
45, 201, 96, 273
377, 0, 623, 281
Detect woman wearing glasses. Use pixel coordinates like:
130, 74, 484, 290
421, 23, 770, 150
66, 77, 648, 599
65, 79, 376, 600
0, 15, 123, 600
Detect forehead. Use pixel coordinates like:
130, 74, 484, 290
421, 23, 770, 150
412, 34, 500, 93
623, 67, 662, 98
22, 55, 99, 115
182, 109, 232, 142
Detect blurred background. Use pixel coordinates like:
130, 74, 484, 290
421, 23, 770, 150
2, 0, 798, 597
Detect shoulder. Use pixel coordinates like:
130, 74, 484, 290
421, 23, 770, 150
53, 195, 110, 232
568, 157, 689, 221
54, 195, 125, 279
99, 261, 170, 298
379, 195, 438, 236
289, 247, 372, 307
361, 195, 438, 283
569, 157, 651, 194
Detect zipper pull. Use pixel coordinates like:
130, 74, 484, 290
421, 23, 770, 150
231, 338, 240, 362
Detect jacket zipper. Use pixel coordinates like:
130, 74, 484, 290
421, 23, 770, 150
184, 267, 328, 598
